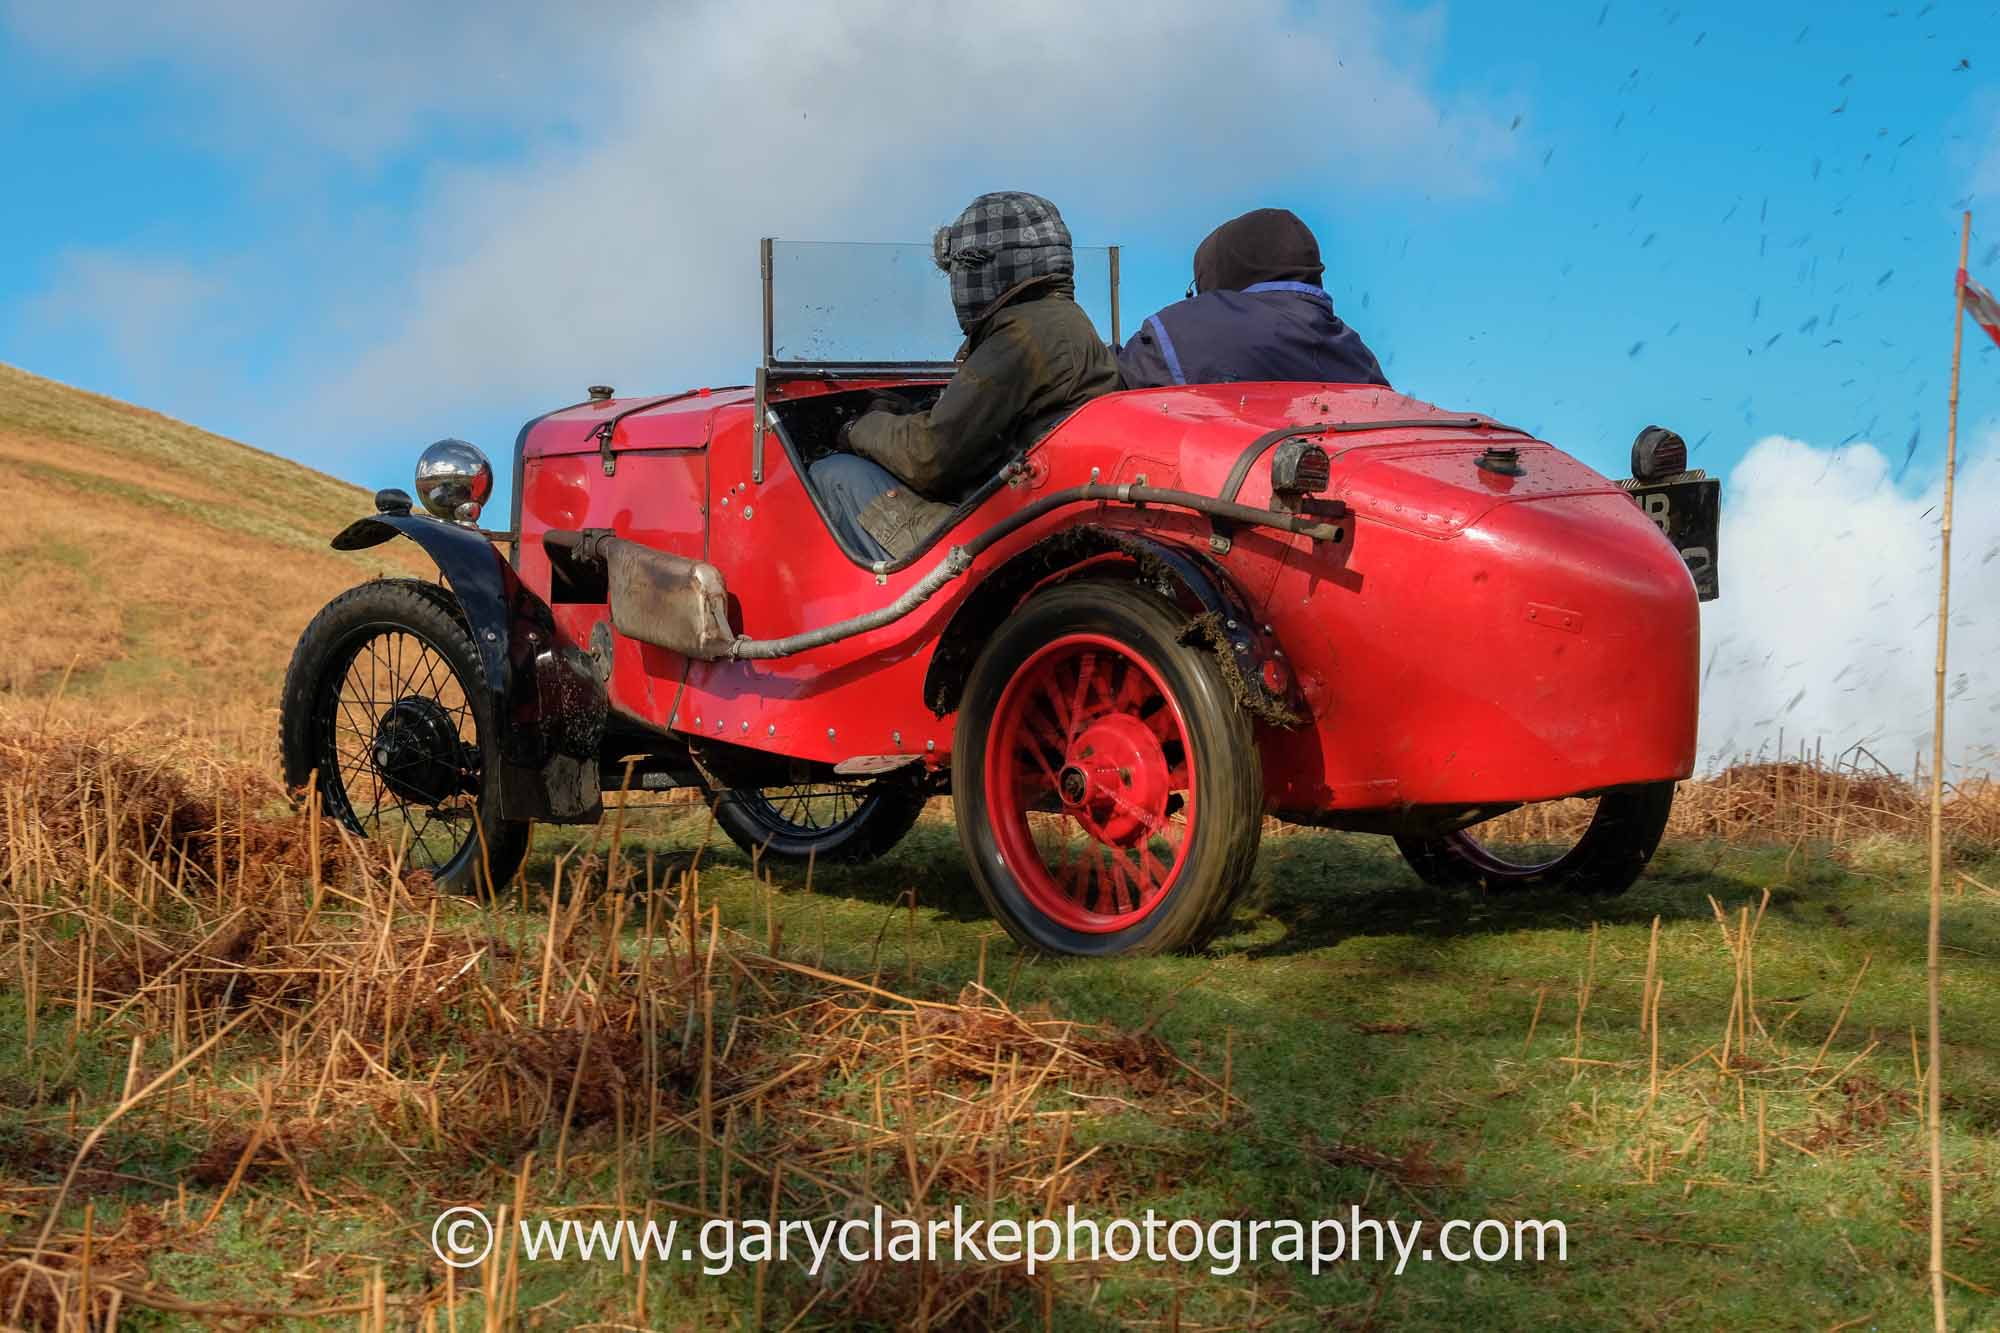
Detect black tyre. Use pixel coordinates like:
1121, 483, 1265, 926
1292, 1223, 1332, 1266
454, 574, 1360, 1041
280, 578, 530, 895
711, 777, 927, 866
1394, 782, 1676, 895
953, 580, 1262, 957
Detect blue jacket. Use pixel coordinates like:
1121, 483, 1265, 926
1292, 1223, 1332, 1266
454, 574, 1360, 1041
1116, 282, 1388, 390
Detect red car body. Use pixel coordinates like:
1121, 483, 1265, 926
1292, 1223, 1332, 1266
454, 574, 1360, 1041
512, 377, 1700, 828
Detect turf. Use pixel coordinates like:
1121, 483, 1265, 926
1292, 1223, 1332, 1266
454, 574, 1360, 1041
7, 798, 1997, 1330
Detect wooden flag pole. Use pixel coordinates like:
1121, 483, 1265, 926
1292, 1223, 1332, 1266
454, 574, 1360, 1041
1927, 209, 1971, 1333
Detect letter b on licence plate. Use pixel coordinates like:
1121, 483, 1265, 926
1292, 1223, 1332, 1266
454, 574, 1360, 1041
1623, 476, 1720, 601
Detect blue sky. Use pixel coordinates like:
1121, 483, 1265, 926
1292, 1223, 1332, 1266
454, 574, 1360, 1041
2, 2, 1994, 489
3, 0, 1999, 760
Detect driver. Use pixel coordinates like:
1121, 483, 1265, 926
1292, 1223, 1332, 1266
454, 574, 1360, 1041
811, 192, 1120, 561
1116, 207, 1387, 389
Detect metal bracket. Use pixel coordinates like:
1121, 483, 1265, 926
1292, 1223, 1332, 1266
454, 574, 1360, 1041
752, 364, 768, 484
754, 238, 774, 485
1108, 245, 1121, 346
595, 420, 616, 476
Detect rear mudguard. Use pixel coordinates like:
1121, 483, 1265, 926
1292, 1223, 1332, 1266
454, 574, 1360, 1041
332, 513, 606, 823
923, 525, 1303, 726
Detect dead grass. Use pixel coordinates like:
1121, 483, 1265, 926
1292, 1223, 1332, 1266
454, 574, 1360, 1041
1461, 752, 2000, 857
0, 362, 423, 732
0, 716, 1230, 1330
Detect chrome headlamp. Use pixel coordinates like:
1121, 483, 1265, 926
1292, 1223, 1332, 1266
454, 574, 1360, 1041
414, 438, 493, 524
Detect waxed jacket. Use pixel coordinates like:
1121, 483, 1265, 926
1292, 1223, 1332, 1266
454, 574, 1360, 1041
1117, 282, 1387, 390
846, 282, 1120, 557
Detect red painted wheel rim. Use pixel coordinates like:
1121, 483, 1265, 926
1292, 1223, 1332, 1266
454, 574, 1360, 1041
985, 632, 1196, 933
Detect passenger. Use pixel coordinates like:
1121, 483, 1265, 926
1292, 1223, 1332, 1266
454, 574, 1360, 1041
1116, 208, 1388, 390
811, 192, 1121, 562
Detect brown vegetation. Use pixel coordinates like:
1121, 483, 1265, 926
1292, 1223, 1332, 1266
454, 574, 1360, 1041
0, 361, 422, 746
1464, 756, 2000, 856
0, 718, 1228, 1329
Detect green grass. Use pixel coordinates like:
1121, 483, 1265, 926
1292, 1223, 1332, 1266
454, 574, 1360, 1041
7, 816, 2000, 1330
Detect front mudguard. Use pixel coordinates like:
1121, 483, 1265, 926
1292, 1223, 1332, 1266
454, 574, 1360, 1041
333, 514, 605, 823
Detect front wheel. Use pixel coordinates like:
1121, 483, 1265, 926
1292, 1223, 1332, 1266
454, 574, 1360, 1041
953, 580, 1263, 957
279, 579, 530, 896
1394, 782, 1676, 895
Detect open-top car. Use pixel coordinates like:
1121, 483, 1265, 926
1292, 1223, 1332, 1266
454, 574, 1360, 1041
280, 240, 1719, 956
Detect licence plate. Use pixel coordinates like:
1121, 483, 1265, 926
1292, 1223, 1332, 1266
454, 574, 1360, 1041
1621, 474, 1720, 601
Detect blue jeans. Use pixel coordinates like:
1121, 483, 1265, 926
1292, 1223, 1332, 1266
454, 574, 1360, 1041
808, 454, 899, 562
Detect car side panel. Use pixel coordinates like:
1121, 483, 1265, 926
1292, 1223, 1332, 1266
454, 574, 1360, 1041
678, 410, 962, 760
515, 445, 709, 735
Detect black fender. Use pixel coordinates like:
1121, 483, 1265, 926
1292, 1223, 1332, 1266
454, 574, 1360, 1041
332, 512, 606, 822
923, 524, 1304, 726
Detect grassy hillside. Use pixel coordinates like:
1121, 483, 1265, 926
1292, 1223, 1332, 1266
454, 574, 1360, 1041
0, 363, 421, 740
4, 368, 1999, 1328
4, 728, 1999, 1330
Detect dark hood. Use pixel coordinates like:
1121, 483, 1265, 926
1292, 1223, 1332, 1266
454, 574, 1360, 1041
1192, 208, 1325, 294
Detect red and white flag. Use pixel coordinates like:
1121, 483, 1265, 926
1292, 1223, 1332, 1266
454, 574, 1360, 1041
1963, 268, 2000, 349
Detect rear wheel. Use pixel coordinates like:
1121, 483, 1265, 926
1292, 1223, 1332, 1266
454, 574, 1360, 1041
710, 777, 927, 866
280, 579, 529, 895
1394, 783, 1675, 895
953, 581, 1262, 957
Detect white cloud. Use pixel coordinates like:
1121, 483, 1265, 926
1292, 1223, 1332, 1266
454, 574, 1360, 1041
1698, 429, 2000, 774
0, 1, 652, 158
301, 0, 1512, 427
3, 0, 1509, 440
25, 250, 221, 385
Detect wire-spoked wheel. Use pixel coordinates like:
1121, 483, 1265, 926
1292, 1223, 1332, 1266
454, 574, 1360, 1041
711, 777, 927, 866
280, 579, 529, 895
954, 580, 1262, 957
1394, 783, 1676, 895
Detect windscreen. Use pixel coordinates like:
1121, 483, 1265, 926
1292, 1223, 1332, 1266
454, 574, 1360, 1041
767, 240, 1118, 367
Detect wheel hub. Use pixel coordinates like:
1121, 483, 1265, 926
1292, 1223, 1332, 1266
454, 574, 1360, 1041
1063, 713, 1170, 848
370, 697, 472, 806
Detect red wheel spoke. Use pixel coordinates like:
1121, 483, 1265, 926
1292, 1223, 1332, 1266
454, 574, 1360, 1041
1095, 656, 1134, 718
1015, 727, 1065, 793
1138, 836, 1178, 893
1037, 667, 1073, 741
1112, 662, 1149, 713
1098, 783, 1170, 839
1065, 651, 1099, 745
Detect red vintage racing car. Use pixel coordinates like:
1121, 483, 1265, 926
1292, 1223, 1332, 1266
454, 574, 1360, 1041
280, 241, 1717, 956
